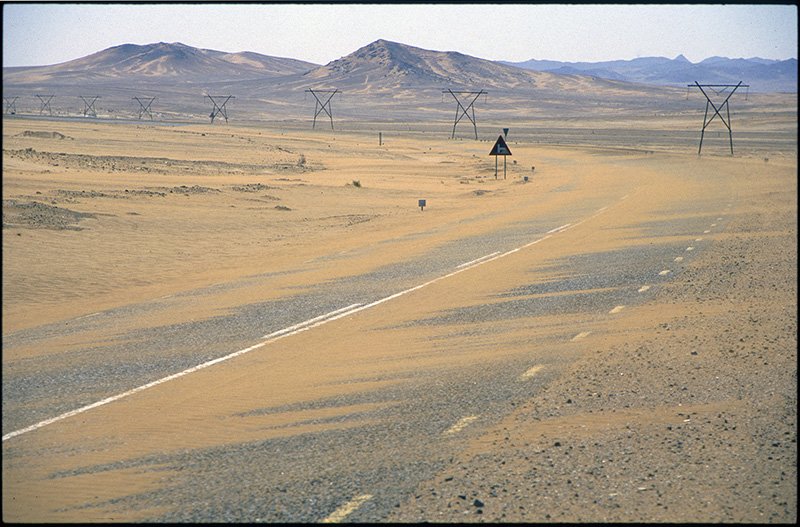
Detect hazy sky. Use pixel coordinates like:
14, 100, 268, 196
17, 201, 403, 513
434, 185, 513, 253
3, 3, 797, 67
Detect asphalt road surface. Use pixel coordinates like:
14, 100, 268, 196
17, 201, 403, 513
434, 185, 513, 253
3, 151, 795, 522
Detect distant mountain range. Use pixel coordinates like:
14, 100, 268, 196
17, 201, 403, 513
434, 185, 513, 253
2, 40, 794, 124
501, 55, 797, 93
5, 40, 795, 93
3, 39, 612, 92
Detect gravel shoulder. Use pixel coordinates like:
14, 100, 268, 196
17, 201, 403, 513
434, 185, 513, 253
388, 169, 797, 522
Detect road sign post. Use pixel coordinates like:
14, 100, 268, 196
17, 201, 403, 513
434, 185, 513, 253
489, 135, 512, 179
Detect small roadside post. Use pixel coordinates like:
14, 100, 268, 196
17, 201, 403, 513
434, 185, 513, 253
418, 199, 426, 211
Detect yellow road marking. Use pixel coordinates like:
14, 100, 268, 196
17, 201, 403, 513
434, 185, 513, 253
444, 415, 478, 435
321, 494, 373, 523
570, 331, 591, 342
520, 364, 545, 380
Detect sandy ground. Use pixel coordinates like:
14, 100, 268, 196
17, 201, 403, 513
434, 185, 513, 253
3, 119, 535, 332
388, 166, 798, 523
2, 116, 796, 522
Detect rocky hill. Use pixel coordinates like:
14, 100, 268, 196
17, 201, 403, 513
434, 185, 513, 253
2, 42, 318, 84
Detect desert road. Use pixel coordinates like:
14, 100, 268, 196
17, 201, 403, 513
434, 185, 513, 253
2, 122, 796, 522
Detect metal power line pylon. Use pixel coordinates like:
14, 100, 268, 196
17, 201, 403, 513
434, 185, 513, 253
207, 95, 234, 123
133, 97, 156, 120
687, 81, 749, 155
4, 97, 18, 115
443, 89, 487, 139
305, 89, 339, 130
36, 94, 55, 115
80, 96, 100, 117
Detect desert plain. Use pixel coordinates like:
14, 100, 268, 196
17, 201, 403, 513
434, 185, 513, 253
2, 105, 797, 522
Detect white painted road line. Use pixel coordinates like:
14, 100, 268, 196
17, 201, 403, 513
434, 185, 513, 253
3, 304, 361, 442
457, 251, 501, 268
674, 256, 684, 262
262, 304, 362, 339
74, 312, 101, 320
638, 285, 651, 293
321, 494, 373, 523
659, 270, 671, 276
686, 246, 694, 251
695, 238, 703, 242
5, 203, 626, 441
609, 305, 625, 314
547, 223, 572, 234
571, 331, 591, 342
444, 415, 479, 435
703, 230, 711, 234
520, 365, 544, 380
3, 240, 537, 441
